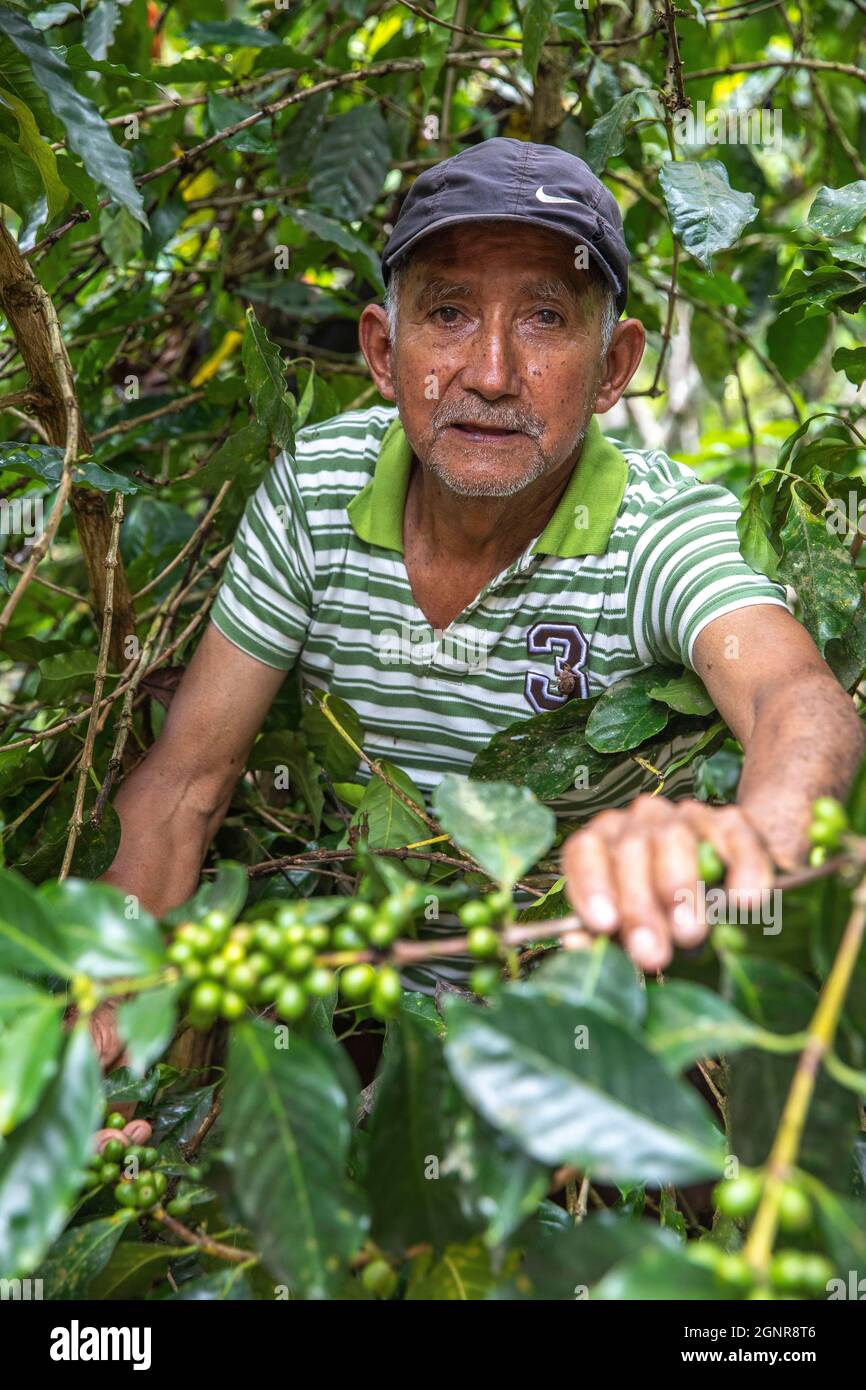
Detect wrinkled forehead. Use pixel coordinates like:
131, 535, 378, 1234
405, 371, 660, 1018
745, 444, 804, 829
401, 222, 594, 302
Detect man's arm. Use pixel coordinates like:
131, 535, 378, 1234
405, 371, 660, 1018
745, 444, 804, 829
100, 622, 287, 916
562, 604, 865, 971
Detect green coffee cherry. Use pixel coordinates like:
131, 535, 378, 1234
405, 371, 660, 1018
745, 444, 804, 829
304, 967, 337, 999
712, 924, 748, 953
333, 925, 367, 952
167, 1196, 192, 1219
697, 840, 725, 886
339, 963, 376, 1003
114, 1182, 138, 1208
346, 901, 377, 932
362, 1258, 397, 1298
105, 1111, 126, 1130
459, 900, 492, 930
102, 1137, 126, 1163
809, 796, 848, 848
276, 980, 307, 1021
368, 918, 399, 949
285, 943, 315, 976
713, 1173, 762, 1220
470, 965, 500, 997
485, 889, 513, 920
467, 926, 500, 959
370, 966, 402, 1019
778, 1184, 812, 1234
256, 971, 287, 1004
220, 989, 247, 1021
202, 909, 231, 932
307, 924, 331, 950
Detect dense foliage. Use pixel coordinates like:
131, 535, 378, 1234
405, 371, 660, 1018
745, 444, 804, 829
0, 0, 865, 1301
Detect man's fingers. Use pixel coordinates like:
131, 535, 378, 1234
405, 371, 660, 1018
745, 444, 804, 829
123, 1119, 153, 1146
562, 828, 620, 932
650, 820, 706, 947
613, 831, 672, 973
681, 803, 775, 905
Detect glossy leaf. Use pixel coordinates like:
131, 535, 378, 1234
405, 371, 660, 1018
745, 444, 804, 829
585, 668, 672, 752
659, 159, 757, 267
0, 1023, 102, 1278
222, 1019, 368, 1298
0, 997, 64, 1133
38, 879, 165, 980
433, 774, 556, 888
444, 988, 725, 1185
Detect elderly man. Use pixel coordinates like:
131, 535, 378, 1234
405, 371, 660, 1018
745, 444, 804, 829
101, 136, 861, 1039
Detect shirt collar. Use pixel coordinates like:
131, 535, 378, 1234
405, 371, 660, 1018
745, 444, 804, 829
346, 413, 629, 559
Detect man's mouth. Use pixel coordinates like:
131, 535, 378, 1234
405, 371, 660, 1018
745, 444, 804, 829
447, 422, 522, 442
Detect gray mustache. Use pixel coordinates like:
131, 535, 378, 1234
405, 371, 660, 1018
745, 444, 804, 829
431, 401, 544, 438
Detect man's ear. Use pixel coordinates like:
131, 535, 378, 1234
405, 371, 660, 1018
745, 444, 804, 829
593, 318, 646, 415
359, 304, 396, 401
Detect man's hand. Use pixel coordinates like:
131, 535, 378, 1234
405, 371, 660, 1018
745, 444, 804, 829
561, 794, 776, 973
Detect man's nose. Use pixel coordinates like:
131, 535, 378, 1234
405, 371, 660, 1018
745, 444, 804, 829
458, 317, 522, 400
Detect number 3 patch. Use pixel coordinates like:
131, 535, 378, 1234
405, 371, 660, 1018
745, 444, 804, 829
524, 622, 589, 713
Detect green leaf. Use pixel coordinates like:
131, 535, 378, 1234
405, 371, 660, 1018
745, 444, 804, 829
585, 668, 672, 752
309, 104, 390, 222
37, 1213, 129, 1299
406, 1239, 505, 1300
301, 693, 363, 782
777, 490, 862, 654
766, 306, 829, 381
168, 1267, 256, 1299
0, 129, 43, 218
250, 731, 324, 835
0, 866, 73, 977
832, 346, 866, 385
586, 90, 646, 173
0, 996, 63, 1133
510, 1209, 670, 1299
351, 761, 428, 854
206, 92, 273, 154
433, 774, 556, 888
185, 20, 282, 48
0, 84, 66, 216
16, 805, 121, 884
0, 1022, 102, 1278
163, 861, 249, 929
647, 671, 715, 716
242, 307, 296, 451
37, 879, 164, 980
470, 697, 615, 799
522, 0, 558, 81
285, 206, 384, 292
644, 979, 788, 1071
523, 938, 647, 1031
0, 7, 145, 224
444, 988, 725, 1185
116, 984, 180, 1076
807, 181, 866, 237
36, 649, 121, 703
88, 1242, 176, 1299
659, 159, 757, 268
449, 1106, 548, 1249
195, 419, 269, 491
0, 440, 137, 493
366, 1009, 472, 1253
737, 485, 780, 579
593, 1242, 724, 1300
0, 974, 53, 1020
98, 202, 143, 266
222, 1019, 368, 1298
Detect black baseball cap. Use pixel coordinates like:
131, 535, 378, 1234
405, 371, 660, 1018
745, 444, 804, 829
381, 137, 630, 317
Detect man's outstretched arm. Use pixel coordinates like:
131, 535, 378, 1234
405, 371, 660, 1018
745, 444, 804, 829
100, 622, 286, 916
562, 604, 865, 972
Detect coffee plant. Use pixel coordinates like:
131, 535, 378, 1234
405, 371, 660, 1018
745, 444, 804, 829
0, 0, 865, 1303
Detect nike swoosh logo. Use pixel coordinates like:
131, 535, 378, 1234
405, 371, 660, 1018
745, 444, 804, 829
535, 185, 578, 204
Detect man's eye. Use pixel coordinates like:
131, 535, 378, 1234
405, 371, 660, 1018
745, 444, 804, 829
431, 305, 462, 324
533, 308, 563, 326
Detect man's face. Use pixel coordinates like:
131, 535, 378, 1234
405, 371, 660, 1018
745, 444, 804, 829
387, 223, 609, 498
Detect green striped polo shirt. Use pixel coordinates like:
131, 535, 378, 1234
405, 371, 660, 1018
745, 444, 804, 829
210, 404, 788, 817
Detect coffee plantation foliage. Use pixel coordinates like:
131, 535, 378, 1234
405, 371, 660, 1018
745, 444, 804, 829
0, 0, 865, 1301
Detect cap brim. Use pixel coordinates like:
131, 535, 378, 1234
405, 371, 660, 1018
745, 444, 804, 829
382, 211, 627, 314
